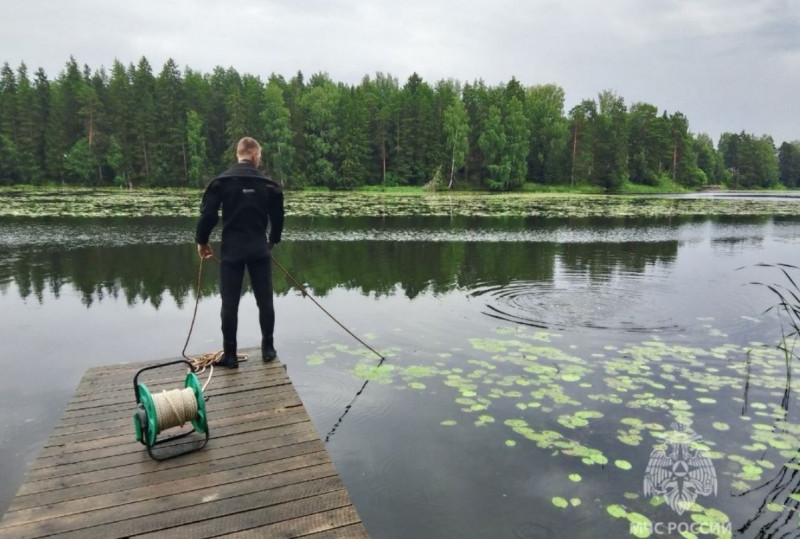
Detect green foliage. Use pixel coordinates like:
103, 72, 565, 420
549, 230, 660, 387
337, 85, 370, 189
525, 84, 568, 184
479, 105, 510, 190
443, 97, 468, 188
396, 73, 439, 186
592, 90, 628, 191
0, 134, 20, 184
719, 132, 779, 188
185, 110, 206, 188
504, 97, 530, 190
301, 75, 341, 188
106, 135, 127, 187
567, 99, 596, 187
423, 165, 446, 191
63, 137, 96, 184
627, 102, 667, 186
261, 80, 294, 186
694, 133, 724, 185
0, 56, 791, 191
778, 141, 800, 188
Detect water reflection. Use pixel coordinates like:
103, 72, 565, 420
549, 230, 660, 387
736, 450, 800, 537
1, 239, 682, 308
2, 215, 800, 538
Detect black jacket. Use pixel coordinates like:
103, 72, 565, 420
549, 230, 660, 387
195, 162, 284, 262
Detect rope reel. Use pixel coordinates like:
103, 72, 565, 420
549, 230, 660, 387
132, 360, 209, 461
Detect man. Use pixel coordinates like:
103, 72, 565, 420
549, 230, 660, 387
195, 136, 285, 368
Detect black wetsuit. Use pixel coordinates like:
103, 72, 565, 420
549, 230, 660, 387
195, 161, 284, 355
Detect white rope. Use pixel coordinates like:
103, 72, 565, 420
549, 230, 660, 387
152, 387, 199, 432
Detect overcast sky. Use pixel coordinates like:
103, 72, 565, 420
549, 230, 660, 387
2, 0, 799, 144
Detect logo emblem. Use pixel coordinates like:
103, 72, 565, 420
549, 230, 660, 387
643, 422, 717, 514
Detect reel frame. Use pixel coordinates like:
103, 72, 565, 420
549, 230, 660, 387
132, 359, 209, 461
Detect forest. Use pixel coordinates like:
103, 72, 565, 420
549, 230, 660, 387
0, 56, 799, 191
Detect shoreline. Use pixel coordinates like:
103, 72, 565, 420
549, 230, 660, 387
2, 187, 800, 219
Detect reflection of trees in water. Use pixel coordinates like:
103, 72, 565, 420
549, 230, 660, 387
3, 244, 199, 307
0, 240, 678, 308
558, 241, 677, 277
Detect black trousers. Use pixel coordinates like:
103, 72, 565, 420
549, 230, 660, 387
219, 255, 274, 352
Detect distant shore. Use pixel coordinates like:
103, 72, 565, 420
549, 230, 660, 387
1, 186, 799, 219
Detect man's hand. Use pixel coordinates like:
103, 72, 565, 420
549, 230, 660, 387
268, 242, 275, 251
197, 243, 214, 259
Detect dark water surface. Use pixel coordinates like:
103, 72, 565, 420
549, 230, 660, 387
2, 214, 800, 537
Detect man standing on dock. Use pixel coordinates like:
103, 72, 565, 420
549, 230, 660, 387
195, 136, 285, 368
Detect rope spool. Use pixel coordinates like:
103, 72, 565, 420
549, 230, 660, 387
152, 387, 199, 431
133, 363, 209, 460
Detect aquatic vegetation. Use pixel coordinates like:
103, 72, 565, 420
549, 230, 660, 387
4, 187, 800, 219
305, 316, 800, 533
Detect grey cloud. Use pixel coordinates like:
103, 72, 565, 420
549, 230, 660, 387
0, 0, 797, 143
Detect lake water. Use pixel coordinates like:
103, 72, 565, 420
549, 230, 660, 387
2, 214, 800, 537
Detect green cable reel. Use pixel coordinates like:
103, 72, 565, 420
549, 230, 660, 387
132, 360, 209, 461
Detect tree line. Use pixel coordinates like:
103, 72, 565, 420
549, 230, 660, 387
0, 56, 798, 191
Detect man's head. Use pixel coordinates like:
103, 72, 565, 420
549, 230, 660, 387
236, 137, 261, 167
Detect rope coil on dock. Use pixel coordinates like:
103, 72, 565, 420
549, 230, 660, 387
152, 387, 199, 432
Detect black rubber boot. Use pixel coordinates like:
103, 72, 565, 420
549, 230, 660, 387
262, 337, 277, 362
218, 341, 239, 369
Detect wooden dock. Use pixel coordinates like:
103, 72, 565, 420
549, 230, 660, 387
0, 351, 369, 538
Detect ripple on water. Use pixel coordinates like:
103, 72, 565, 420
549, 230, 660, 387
295, 366, 358, 421
475, 270, 684, 334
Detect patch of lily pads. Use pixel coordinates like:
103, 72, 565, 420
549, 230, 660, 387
306, 320, 800, 534
4, 186, 800, 219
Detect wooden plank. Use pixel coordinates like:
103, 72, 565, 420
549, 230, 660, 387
27, 409, 313, 471
0, 354, 369, 538
18, 431, 324, 497
132, 490, 354, 539
44, 393, 304, 446
9, 472, 347, 538
51, 385, 299, 432
27, 421, 316, 483
3, 453, 334, 530
224, 507, 368, 539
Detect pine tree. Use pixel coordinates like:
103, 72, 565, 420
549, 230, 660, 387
155, 58, 186, 184
363, 72, 399, 186
0, 63, 17, 140
567, 100, 596, 186
130, 57, 158, 183
627, 102, 665, 185
337, 84, 370, 188
31, 68, 51, 182
778, 141, 800, 188
15, 63, 41, 183
666, 111, 699, 187
591, 90, 627, 191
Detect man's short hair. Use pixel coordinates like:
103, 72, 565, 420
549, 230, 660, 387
236, 137, 261, 158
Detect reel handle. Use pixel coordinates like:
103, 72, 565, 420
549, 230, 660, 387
133, 359, 195, 404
